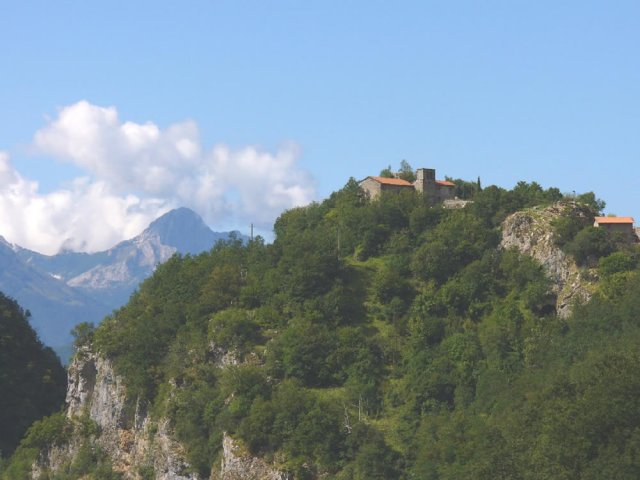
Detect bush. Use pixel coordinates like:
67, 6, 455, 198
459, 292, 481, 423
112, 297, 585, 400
349, 423, 403, 479
71, 322, 95, 349
552, 215, 590, 247
239, 381, 346, 473
565, 227, 614, 266
21, 412, 72, 450
269, 320, 336, 387
599, 251, 637, 277
576, 191, 605, 212
208, 308, 261, 353
0, 413, 72, 480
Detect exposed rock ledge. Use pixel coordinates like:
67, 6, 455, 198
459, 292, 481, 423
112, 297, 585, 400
34, 346, 289, 480
500, 202, 595, 318
212, 433, 291, 480
34, 347, 196, 479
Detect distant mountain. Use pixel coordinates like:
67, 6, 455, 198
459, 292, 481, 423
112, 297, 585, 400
61, 207, 244, 307
144, 207, 235, 255
16, 248, 109, 283
0, 237, 111, 349
4, 208, 246, 351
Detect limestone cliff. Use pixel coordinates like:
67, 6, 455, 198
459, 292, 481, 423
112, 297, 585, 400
33, 347, 196, 479
212, 434, 290, 480
500, 202, 596, 318
33, 346, 287, 480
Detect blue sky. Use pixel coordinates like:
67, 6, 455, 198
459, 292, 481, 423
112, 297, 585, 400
1, 1, 639, 253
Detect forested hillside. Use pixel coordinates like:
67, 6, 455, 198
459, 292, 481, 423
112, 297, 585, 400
0, 293, 66, 460
4, 178, 640, 479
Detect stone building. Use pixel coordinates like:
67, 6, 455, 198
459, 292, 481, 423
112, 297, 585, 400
593, 216, 637, 241
359, 167, 455, 204
358, 176, 414, 198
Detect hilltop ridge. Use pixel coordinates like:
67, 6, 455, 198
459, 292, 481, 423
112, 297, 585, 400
5, 179, 640, 479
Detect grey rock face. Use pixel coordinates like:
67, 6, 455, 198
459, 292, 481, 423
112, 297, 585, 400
501, 202, 594, 318
36, 346, 289, 480
214, 433, 291, 480
61, 347, 197, 479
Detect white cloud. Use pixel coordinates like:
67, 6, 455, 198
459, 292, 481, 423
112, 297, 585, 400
0, 152, 165, 254
34, 101, 203, 195
0, 101, 315, 254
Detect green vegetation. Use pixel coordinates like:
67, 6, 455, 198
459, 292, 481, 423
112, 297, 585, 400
5, 175, 639, 478
379, 160, 417, 183
2, 413, 121, 479
551, 197, 629, 268
0, 292, 66, 459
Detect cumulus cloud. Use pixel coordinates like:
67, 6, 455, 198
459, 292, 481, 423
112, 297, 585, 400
0, 101, 315, 254
34, 102, 202, 196
0, 152, 165, 254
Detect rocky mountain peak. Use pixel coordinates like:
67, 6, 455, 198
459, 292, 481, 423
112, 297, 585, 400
144, 208, 216, 254
142, 207, 245, 256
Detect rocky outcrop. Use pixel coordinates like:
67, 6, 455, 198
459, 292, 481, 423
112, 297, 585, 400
213, 434, 291, 480
34, 346, 289, 480
501, 202, 595, 318
37, 347, 196, 479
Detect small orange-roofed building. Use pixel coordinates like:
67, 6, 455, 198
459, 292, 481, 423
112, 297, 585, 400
593, 216, 636, 241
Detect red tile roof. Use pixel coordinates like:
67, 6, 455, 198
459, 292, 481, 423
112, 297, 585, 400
594, 216, 635, 225
363, 176, 456, 188
368, 176, 413, 186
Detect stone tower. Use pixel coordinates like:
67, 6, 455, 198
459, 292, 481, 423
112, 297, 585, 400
414, 168, 436, 194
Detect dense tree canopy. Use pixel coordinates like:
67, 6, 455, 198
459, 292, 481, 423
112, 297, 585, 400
0, 292, 66, 458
